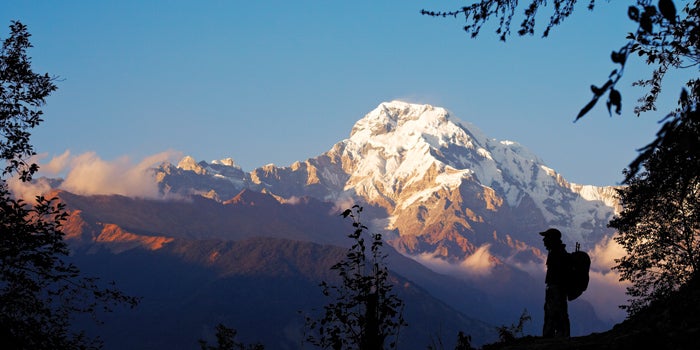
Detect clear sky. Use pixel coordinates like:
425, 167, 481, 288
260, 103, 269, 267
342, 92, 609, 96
1, 1, 693, 186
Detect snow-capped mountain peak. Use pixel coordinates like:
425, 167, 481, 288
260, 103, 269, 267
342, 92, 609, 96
334, 101, 617, 248
211, 157, 239, 168
342, 102, 532, 201
157, 100, 618, 258
344, 101, 548, 187
349, 100, 477, 152
176, 156, 205, 174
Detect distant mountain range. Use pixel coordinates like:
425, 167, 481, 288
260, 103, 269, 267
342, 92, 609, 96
44, 101, 621, 349
61, 191, 495, 349
159, 101, 618, 253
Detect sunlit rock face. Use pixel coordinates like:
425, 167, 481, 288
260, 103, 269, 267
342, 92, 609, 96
334, 101, 617, 264
151, 102, 618, 314
152, 101, 618, 268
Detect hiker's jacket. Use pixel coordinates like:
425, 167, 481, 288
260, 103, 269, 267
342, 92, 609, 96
545, 243, 569, 286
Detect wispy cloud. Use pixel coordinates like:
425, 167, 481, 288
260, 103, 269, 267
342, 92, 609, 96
9, 150, 182, 200
410, 252, 456, 275
6, 177, 53, 203
411, 244, 497, 277
460, 244, 497, 276
589, 234, 627, 272
40, 150, 72, 175
330, 194, 356, 214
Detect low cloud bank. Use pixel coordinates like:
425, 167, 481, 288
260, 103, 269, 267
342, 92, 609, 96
411, 244, 497, 277
331, 195, 356, 214
409, 235, 630, 324
581, 235, 630, 323
8, 150, 181, 200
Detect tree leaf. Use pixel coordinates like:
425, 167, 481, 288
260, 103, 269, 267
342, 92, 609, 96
628, 6, 640, 21
608, 88, 622, 115
575, 97, 599, 122
640, 11, 653, 33
658, 0, 677, 24
611, 50, 626, 65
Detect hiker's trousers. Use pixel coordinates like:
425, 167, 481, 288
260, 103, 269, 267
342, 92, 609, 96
543, 284, 570, 338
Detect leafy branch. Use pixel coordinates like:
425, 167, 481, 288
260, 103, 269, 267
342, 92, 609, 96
305, 205, 406, 350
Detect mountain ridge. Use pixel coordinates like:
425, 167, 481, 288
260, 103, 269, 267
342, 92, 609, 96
32, 100, 623, 347
59, 191, 499, 349
147, 101, 621, 329
156, 101, 618, 255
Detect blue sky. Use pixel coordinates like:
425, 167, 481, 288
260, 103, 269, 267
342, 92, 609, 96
1, 1, 692, 186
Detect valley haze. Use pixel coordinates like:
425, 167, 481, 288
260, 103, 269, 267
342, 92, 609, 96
15, 101, 628, 349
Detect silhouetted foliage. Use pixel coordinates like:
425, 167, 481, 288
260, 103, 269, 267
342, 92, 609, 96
495, 309, 531, 344
1, 21, 55, 181
454, 331, 475, 350
0, 21, 138, 349
304, 205, 406, 350
424, 0, 700, 319
198, 324, 264, 350
427, 330, 475, 350
422, 0, 699, 177
609, 100, 700, 315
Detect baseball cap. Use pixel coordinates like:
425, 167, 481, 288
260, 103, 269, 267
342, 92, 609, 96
539, 228, 561, 240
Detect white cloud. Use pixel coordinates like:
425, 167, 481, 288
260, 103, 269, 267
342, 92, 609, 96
589, 234, 626, 271
5, 152, 67, 202
330, 194, 355, 214
511, 259, 546, 279
9, 150, 182, 200
460, 244, 496, 276
409, 235, 630, 324
282, 196, 303, 205
410, 252, 455, 275
36, 150, 71, 175
410, 244, 497, 277
6, 176, 53, 203
582, 268, 629, 323
581, 235, 630, 323
59, 151, 180, 198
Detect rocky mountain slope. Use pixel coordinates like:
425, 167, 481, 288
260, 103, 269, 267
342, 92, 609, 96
157, 101, 618, 258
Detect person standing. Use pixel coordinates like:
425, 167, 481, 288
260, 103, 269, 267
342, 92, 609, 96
540, 228, 570, 338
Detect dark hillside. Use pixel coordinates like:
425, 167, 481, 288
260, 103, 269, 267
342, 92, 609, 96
482, 275, 700, 349
69, 237, 497, 349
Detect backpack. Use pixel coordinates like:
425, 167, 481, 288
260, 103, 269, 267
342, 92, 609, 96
567, 242, 591, 301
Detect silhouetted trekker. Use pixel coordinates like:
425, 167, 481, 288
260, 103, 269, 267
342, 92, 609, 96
540, 228, 570, 338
